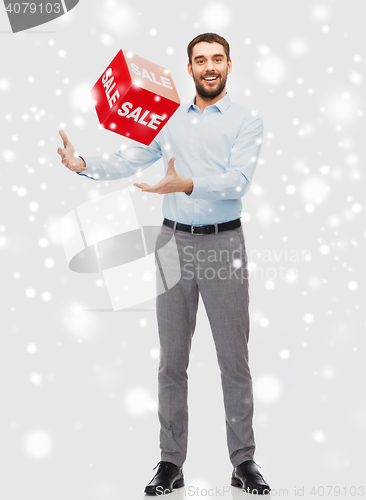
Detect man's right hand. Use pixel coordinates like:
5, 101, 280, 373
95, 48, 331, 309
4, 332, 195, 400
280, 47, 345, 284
57, 130, 87, 173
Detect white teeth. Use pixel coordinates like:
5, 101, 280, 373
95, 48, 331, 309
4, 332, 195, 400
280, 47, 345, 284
204, 77, 218, 81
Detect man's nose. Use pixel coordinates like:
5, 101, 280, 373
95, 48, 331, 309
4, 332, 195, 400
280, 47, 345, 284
204, 63, 215, 73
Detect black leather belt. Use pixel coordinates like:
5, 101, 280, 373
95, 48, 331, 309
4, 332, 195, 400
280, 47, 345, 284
163, 217, 241, 235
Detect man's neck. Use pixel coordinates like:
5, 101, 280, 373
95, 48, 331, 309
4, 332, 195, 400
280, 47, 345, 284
194, 89, 227, 113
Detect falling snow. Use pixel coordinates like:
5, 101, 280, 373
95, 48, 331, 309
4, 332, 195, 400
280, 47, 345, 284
22, 429, 54, 459
1, 1, 364, 496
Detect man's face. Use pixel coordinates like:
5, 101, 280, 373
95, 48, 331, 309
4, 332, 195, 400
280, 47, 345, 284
188, 41, 232, 99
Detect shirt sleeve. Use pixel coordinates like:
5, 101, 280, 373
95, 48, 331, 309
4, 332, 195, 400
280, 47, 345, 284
185, 115, 264, 200
76, 137, 162, 181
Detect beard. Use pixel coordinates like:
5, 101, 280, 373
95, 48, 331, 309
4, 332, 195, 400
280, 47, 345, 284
192, 67, 228, 100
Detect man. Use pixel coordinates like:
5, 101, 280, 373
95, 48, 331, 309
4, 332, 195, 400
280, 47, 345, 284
58, 33, 271, 495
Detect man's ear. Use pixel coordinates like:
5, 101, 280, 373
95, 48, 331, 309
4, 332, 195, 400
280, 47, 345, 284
187, 62, 193, 78
227, 59, 232, 75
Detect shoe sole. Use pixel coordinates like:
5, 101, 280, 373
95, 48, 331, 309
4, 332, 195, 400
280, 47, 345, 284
231, 477, 271, 495
144, 478, 185, 495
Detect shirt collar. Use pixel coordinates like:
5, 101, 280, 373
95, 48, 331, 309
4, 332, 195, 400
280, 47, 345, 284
187, 93, 231, 114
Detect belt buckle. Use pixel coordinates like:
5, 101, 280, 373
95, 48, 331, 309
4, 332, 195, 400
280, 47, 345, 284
191, 224, 205, 235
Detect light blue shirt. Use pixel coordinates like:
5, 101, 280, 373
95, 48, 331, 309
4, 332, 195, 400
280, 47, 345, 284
78, 93, 264, 225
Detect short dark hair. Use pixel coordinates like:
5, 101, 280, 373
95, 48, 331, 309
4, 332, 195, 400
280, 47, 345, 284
187, 33, 230, 65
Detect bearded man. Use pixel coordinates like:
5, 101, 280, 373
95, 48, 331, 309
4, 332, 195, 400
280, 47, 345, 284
58, 32, 270, 496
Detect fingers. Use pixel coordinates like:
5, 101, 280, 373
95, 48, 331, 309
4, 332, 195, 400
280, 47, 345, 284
57, 131, 68, 161
133, 182, 152, 192
58, 153, 85, 171
57, 146, 65, 159
168, 156, 176, 167
58, 130, 83, 171
59, 129, 69, 147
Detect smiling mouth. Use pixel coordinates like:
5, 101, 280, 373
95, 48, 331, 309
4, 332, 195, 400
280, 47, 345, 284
203, 75, 219, 82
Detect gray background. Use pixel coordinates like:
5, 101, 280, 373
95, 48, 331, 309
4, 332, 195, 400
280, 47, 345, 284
0, 1, 365, 499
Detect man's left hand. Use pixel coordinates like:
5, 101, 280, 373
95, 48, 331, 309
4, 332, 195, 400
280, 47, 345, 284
133, 157, 193, 194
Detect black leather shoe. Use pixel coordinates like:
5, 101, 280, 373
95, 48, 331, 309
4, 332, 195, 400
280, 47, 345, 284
144, 460, 184, 495
231, 460, 271, 495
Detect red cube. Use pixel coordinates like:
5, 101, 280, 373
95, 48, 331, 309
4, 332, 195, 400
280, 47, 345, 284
91, 49, 181, 145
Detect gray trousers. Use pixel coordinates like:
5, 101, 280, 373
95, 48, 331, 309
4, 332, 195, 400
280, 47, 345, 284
154, 221, 255, 468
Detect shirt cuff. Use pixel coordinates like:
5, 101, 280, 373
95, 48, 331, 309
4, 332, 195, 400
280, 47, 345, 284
76, 156, 86, 176
184, 176, 207, 198
75, 156, 99, 179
